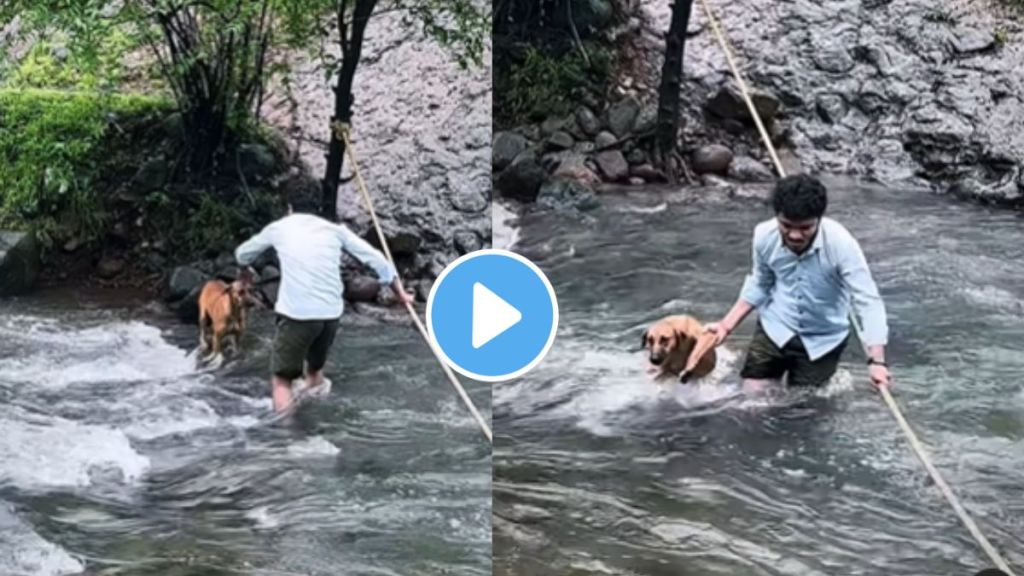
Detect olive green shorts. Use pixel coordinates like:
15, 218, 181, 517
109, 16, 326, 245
739, 322, 848, 388
271, 315, 340, 381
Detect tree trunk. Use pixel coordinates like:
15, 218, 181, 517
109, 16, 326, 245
654, 0, 694, 184
321, 0, 377, 221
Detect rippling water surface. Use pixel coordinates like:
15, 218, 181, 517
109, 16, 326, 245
0, 291, 491, 576
493, 180, 1024, 575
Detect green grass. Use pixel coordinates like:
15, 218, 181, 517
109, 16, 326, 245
0, 88, 171, 246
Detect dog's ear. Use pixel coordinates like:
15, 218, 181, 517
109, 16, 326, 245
640, 329, 648, 349
674, 327, 697, 354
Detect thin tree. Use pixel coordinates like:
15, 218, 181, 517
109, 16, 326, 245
653, 0, 694, 184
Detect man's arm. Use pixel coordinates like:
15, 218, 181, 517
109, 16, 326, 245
836, 233, 891, 387
837, 235, 888, 358
235, 223, 275, 266
336, 225, 412, 304
712, 230, 774, 343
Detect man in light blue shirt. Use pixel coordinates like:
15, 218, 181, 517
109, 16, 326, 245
706, 175, 891, 389
235, 193, 414, 414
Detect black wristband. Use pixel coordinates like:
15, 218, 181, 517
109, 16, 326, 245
867, 358, 887, 367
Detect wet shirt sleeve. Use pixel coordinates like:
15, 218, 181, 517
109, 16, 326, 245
235, 223, 276, 266
836, 233, 889, 346
739, 227, 775, 307
335, 224, 397, 285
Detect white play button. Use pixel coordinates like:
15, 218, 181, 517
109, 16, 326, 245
472, 282, 522, 349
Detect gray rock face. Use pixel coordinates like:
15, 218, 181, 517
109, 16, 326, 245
261, 7, 491, 282
0, 231, 42, 297
629, 0, 1024, 205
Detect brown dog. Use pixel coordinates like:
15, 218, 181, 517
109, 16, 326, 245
641, 315, 718, 383
197, 268, 258, 361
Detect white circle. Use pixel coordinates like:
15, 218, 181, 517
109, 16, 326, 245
425, 248, 559, 383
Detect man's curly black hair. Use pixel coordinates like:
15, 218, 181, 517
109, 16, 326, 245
772, 174, 827, 221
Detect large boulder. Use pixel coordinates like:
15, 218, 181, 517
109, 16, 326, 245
495, 154, 546, 201
595, 150, 630, 181
605, 97, 641, 137
706, 83, 781, 124
493, 132, 530, 171
728, 156, 775, 182
165, 266, 208, 302
692, 145, 734, 174
0, 230, 42, 297
345, 275, 381, 302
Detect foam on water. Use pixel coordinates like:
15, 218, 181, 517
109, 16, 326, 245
0, 502, 83, 576
288, 436, 342, 457
0, 320, 195, 389
0, 407, 150, 490
493, 200, 521, 250
119, 397, 223, 441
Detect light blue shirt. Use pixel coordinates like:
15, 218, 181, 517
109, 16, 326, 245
739, 217, 888, 360
235, 213, 397, 320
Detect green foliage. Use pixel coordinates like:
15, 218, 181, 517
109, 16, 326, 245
0, 89, 171, 246
276, 0, 489, 72
995, 27, 1009, 47
398, 0, 491, 69
495, 43, 612, 127
5, 32, 136, 90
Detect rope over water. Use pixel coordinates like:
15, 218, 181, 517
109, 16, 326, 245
336, 122, 493, 444
695, 0, 1017, 571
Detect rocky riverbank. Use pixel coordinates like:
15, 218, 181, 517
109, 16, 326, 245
2, 6, 492, 316
257, 8, 493, 303
494, 0, 1024, 209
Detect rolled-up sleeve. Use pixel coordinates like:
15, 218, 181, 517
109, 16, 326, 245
838, 235, 888, 346
337, 225, 397, 284
739, 231, 774, 307
235, 224, 275, 266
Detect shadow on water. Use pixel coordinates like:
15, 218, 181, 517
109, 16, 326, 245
493, 177, 1024, 576
0, 292, 491, 576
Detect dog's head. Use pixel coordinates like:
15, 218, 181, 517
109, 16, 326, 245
642, 322, 696, 366
228, 267, 260, 310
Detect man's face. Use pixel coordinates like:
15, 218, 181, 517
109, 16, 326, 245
777, 215, 819, 253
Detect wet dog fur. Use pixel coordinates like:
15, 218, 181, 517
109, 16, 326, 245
197, 268, 260, 362
641, 315, 717, 382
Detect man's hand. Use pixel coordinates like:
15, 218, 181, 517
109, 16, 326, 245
393, 288, 415, 306
869, 363, 891, 388
704, 322, 732, 347
390, 277, 415, 306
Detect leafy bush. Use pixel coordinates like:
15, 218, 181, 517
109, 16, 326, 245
0, 89, 170, 246
495, 43, 612, 128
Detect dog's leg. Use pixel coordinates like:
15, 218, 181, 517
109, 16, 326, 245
198, 310, 209, 354
210, 317, 227, 360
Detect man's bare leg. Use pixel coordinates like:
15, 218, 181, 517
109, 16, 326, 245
272, 375, 294, 413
